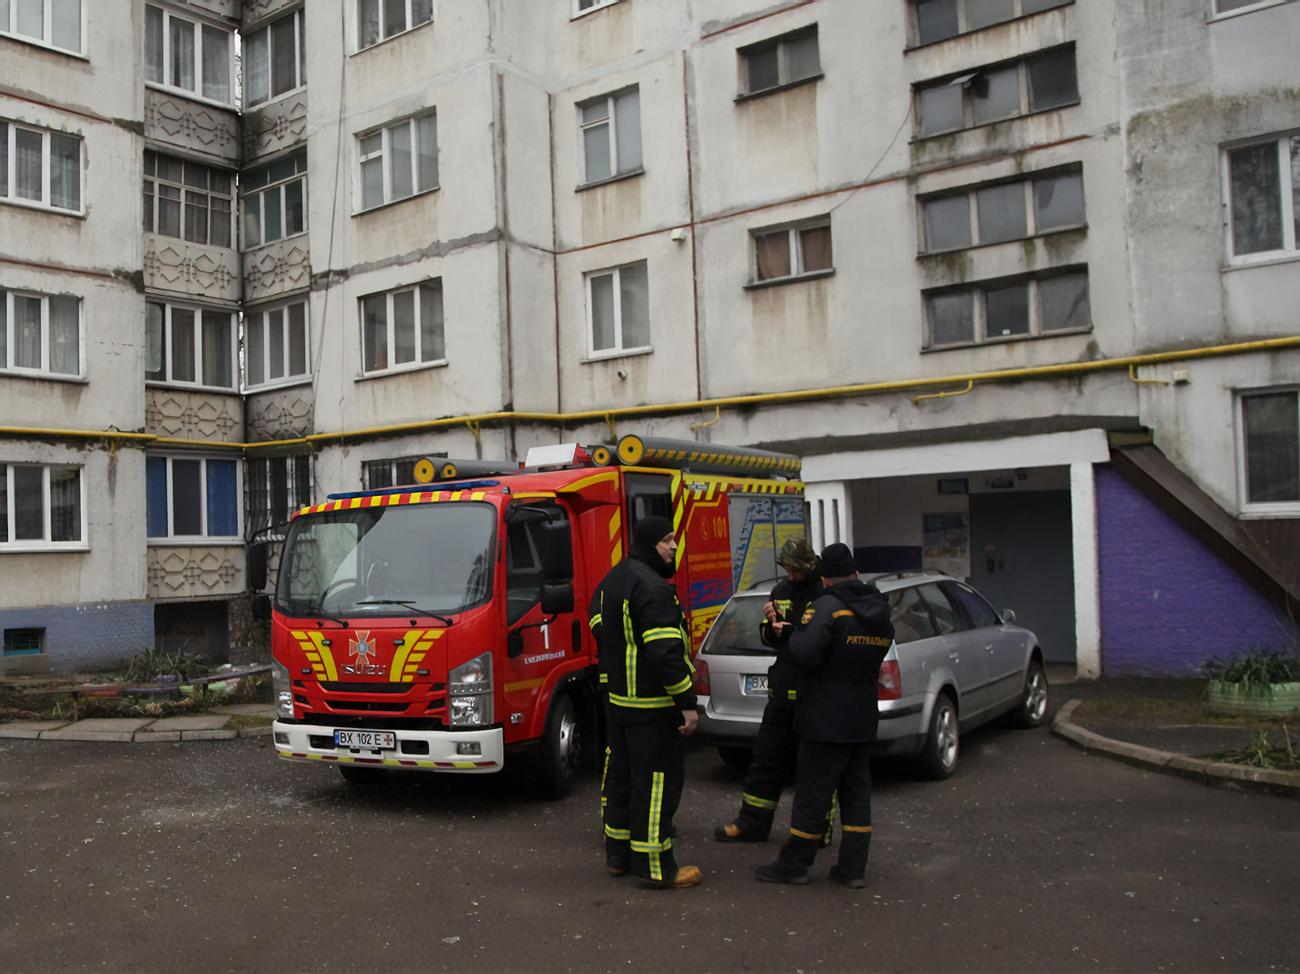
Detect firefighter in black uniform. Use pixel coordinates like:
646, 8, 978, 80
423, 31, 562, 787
756, 542, 894, 888
588, 515, 703, 889
715, 538, 822, 843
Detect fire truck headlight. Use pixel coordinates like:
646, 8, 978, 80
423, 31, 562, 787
272, 659, 293, 719
449, 653, 493, 727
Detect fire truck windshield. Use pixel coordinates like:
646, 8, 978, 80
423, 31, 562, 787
275, 502, 496, 621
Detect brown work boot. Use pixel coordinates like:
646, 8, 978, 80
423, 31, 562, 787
640, 865, 703, 889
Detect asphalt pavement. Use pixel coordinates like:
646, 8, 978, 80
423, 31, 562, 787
2, 709, 1298, 973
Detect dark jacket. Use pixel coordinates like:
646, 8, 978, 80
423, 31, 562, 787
788, 579, 894, 743
759, 575, 822, 703
587, 549, 696, 719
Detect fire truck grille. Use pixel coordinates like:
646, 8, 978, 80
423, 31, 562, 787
318, 681, 412, 693
327, 700, 409, 713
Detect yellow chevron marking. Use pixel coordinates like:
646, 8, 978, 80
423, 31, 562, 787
471, 491, 485, 500
504, 677, 546, 693
559, 469, 620, 494
451, 490, 463, 501
608, 509, 622, 540
611, 541, 623, 566
303, 630, 338, 681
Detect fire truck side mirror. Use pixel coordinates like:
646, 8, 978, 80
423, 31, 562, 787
541, 582, 575, 616
536, 519, 574, 583
247, 543, 268, 592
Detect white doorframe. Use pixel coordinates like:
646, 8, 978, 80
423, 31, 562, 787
1070, 461, 1102, 678
804, 481, 851, 552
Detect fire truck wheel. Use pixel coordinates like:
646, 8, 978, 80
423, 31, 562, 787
338, 766, 388, 786
536, 692, 582, 800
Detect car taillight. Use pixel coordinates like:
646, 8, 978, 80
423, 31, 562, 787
693, 657, 711, 696
878, 660, 902, 701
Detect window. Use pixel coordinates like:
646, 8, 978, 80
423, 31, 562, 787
245, 7, 306, 107
143, 151, 233, 247
244, 300, 309, 389
578, 87, 641, 186
0, 463, 83, 548
144, 4, 232, 104
574, 0, 619, 15
0, 0, 82, 54
946, 582, 1001, 629
357, 112, 437, 210
241, 150, 307, 249
1239, 390, 1299, 511
916, 46, 1078, 137
146, 455, 239, 540
925, 268, 1090, 347
248, 453, 311, 534
888, 587, 939, 644
357, 0, 432, 49
0, 120, 81, 212
360, 280, 445, 375
4, 628, 44, 656
506, 505, 571, 624
585, 261, 649, 357
363, 454, 441, 489
0, 288, 80, 377
750, 217, 833, 283
739, 25, 820, 96
1214, 0, 1277, 12
921, 167, 1084, 252
913, 0, 1070, 46
916, 582, 965, 635
145, 300, 235, 389
1225, 134, 1299, 260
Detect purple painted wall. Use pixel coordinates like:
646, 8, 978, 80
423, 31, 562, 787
1096, 466, 1298, 676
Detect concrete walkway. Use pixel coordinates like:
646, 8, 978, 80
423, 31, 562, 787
0, 704, 275, 743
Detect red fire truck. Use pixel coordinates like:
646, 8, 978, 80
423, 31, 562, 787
251, 436, 805, 797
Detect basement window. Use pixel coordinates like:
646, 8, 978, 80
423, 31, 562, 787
1238, 389, 1300, 514
3, 628, 44, 656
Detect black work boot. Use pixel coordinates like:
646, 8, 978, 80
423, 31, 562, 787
755, 835, 819, 884
605, 837, 629, 877
829, 830, 871, 889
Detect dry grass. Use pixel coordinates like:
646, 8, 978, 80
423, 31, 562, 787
1073, 695, 1290, 730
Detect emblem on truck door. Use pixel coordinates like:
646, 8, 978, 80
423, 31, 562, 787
344, 631, 386, 676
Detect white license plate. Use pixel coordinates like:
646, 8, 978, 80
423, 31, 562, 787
334, 729, 396, 750
743, 674, 769, 695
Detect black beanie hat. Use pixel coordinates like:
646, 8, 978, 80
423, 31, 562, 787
819, 542, 856, 578
633, 515, 675, 551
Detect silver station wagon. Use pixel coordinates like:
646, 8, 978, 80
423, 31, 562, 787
693, 571, 1049, 778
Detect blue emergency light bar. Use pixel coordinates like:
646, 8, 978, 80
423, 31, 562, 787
325, 480, 501, 502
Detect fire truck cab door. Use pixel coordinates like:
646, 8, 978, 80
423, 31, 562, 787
502, 503, 580, 739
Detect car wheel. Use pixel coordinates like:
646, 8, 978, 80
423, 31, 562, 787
718, 746, 752, 774
535, 692, 582, 800
918, 693, 959, 780
338, 765, 388, 785
1012, 658, 1049, 728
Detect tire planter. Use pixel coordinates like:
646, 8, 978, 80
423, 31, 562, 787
1206, 680, 1300, 716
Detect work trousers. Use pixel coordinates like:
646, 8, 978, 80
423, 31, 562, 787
602, 705, 686, 883
779, 739, 874, 876
733, 697, 797, 837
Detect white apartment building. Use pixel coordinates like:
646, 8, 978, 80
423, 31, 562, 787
1, 0, 1297, 676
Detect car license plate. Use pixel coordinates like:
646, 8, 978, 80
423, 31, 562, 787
743, 674, 769, 695
334, 729, 395, 750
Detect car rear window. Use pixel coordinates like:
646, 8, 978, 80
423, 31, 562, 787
701, 597, 774, 656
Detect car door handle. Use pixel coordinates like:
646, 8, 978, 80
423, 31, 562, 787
948, 651, 960, 661
985, 644, 995, 653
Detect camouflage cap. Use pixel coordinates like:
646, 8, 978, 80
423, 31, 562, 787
776, 537, 818, 574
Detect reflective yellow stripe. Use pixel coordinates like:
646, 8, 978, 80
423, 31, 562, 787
742, 792, 778, 811
630, 838, 672, 852
599, 673, 609, 684
832, 609, 855, 619
622, 599, 636, 700
642, 627, 684, 642
600, 745, 611, 812
604, 824, 630, 840
647, 771, 665, 881
790, 827, 822, 840
608, 693, 674, 709
843, 825, 873, 833
588, 613, 602, 630
665, 675, 692, 696
787, 689, 798, 700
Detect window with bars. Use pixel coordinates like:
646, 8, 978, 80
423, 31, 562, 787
920, 166, 1085, 252
145, 455, 239, 540
913, 0, 1071, 46
362, 454, 442, 489
0, 0, 82, 54
916, 46, 1077, 137
244, 299, 309, 390
245, 7, 306, 108
750, 217, 833, 284
143, 151, 233, 247
146, 300, 236, 389
247, 454, 312, 535
0, 463, 82, 548
144, 4, 232, 104
0, 119, 82, 213
0, 288, 80, 377
357, 0, 432, 50
360, 280, 445, 375
357, 111, 437, 211
739, 25, 820, 97
924, 268, 1090, 348
241, 149, 306, 250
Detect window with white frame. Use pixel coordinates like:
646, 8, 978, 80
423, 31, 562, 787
1214, 0, 1278, 13
248, 453, 312, 534
586, 261, 649, 357
1224, 134, 1299, 260
357, 112, 437, 211
146, 300, 236, 389
0, 120, 81, 213
579, 87, 641, 185
244, 299, 309, 389
916, 46, 1077, 137
360, 280, 445, 375
146, 454, 239, 540
921, 166, 1084, 252
357, 0, 432, 49
244, 7, 306, 107
924, 267, 1090, 347
143, 151, 233, 247
362, 454, 441, 489
241, 149, 307, 249
144, 4, 233, 104
751, 217, 833, 283
1239, 390, 1299, 511
739, 25, 820, 97
0, 288, 80, 377
913, 0, 1070, 46
574, 0, 620, 15
0, 0, 83, 54
0, 463, 83, 548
